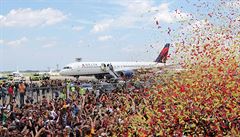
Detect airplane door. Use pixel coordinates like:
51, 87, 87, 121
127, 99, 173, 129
107, 63, 114, 71
100, 63, 107, 72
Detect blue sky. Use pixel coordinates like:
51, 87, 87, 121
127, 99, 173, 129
0, 0, 234, 71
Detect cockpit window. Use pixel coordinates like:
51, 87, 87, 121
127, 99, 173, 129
63, 66, 72, 69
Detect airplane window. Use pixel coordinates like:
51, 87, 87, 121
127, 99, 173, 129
63, 66, 72, 69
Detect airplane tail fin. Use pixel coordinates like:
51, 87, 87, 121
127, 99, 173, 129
155, 43, 170, 63
16, 66, 19, 73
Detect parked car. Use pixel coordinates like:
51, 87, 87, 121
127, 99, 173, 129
108, 78, 126, 90
42, 73, 50, 80
80, 83, 93, 92
108, 78, 124, 83
13, 76, 24, 83
96, 82, 116, 93
7, 74, 14, 81
30, 73, 41, 81
0, 76, 8, 84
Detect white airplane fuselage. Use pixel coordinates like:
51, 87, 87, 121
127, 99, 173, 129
60, 43, 171, 78
60, 61, 166, 76
12, 71, 24, 78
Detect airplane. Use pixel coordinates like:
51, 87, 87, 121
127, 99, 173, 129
48, 69, 60, 76
11, 68, 26, 82
60, 43, 171, 79
12, 68, 23, 77
39, 69, 60, 76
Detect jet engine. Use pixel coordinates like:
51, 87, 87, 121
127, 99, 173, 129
118, 70, 134, 78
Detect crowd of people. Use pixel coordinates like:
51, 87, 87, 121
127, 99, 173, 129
0, 67, 237, 134
0, 78, 146, 137
0, 66, 239, 136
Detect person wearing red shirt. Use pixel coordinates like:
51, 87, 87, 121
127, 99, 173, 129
8, 84, 14, 103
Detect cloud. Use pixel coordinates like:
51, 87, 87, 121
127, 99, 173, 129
0, 39, 4, 44
78, 40, 84, 44
181, 19, 211, 34
98, 35, 113, 41
154, 6, 189, 23
42, 41, 56, 48
0, 8, 67, 27
121, 44, 146, 53
226, 1, 240, 8
92, 19, 113, 32
0, 37, 28, 47
72, 26, 84, 31
35, 36, 49, 41
91, 1, 190, 32
121, 46, 136, 53
35, 36, 57, 48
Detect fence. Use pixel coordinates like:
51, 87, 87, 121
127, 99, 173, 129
25, 86, 65, 103
1, 81, 144, 105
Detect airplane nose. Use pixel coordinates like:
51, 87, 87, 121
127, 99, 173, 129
59, 70, 65, 76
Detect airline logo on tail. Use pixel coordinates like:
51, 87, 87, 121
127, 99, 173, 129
155, 43, 170, 63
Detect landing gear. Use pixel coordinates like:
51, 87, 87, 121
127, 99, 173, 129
74, 75, 79, 80
95, 74, 104, 80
